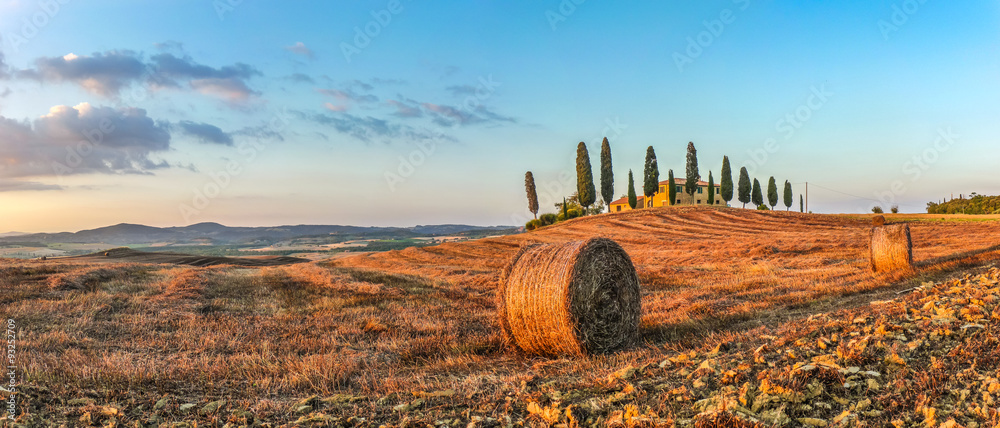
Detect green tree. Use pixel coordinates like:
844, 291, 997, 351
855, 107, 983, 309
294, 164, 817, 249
800, 194, 804, 213
707, 171, 715, 205
627, 169, 637, 209
643, 146, 659, 207
524, 171, 539, 219
668, 169, 677, 206
737, 167, 752, 208
600, 137, 614, 212
684, 142, 700, 198
720, 156, 733, 205
767, 176, 778, 209
752, 178, 763, 207
561, 197, 568, 219
783, 180, 793, 211
576, 142, 596, 213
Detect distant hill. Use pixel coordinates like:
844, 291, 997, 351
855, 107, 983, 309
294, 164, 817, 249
0, 223, 517, 246
926, 195, 1000, 214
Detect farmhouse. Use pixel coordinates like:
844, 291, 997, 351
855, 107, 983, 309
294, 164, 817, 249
610, 178, 724, 212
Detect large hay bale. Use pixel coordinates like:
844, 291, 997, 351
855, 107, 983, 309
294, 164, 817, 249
872, 215, 886, 227
497, 238, 641, 356
869, 223, 913, 272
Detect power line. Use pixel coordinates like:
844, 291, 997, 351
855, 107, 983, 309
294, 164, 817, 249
806, 182, 926, 210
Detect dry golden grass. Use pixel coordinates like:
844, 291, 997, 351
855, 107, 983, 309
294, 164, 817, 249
341, 207, 1000, 338
7, 206, 1000, 425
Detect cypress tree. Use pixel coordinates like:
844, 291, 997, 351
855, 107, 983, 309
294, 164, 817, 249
737, 167, 751, 208
576, 142, 596, 213
752, 178, 763, 208
600, 137, 614, 213
767, 176, 778, 209
562, 197, 568, 218
800, 194, 804, 213
668, 169, 677, 206
524, 171, 539, 219
707, 171, 715, 205
684, 142, 700, 197
627, 169, 637, 209
643, 146, 659, 207
783, 180, 793, 211
720, 156, 733, 205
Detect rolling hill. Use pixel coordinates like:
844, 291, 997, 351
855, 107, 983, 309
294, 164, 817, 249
0, 222, 517, 246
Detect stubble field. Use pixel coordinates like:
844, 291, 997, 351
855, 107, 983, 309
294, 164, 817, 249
5, 206, 1000, 426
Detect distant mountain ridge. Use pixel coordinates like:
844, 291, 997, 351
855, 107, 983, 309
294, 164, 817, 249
0, 222, 517, 245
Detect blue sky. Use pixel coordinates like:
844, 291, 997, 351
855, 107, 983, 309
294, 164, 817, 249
0, 0, 998, 232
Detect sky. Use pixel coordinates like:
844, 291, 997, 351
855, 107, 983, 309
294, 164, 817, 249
0, 0, 998, 232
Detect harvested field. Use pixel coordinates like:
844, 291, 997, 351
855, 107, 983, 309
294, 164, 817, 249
7, 207, 1000, 425
62, 247, 309, 267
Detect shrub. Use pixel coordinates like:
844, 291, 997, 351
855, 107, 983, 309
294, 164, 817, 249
539, 213, 558, 226
891, 205, 899, 214
557, 208, 584, 222
525, 219, 542, 231
756, 204, 770, 211
872, 206, 884, 214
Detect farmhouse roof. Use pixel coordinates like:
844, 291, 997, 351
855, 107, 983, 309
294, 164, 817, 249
610, 195, 644, 205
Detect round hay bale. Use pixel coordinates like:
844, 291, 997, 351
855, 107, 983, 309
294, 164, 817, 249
872, 215, 886, 227
869, 223, 913, 273
497, 237, 641, 356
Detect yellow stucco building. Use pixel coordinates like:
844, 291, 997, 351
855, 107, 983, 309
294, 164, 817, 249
610, 178, 724, 212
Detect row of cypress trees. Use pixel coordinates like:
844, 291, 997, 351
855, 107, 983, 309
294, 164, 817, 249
523, 140, 802, 221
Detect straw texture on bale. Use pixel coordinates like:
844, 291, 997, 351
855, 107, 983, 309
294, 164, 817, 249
497, 237, 641, 356
872, 215, 886, 227
869, 223, 913, 272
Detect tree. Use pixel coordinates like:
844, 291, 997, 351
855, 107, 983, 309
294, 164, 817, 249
752, 178, 763, 208
800, 195, 804, 213
783, 180, 793, 211
684, 142, 701, 198
707, 171, 715, 205
576, 142, 596, 213
767, 176, 778, 209
643, 146, 659, 207
524, 171, 539, 219
668, 169, 677, 206
737, 167, 751, 208
627, 170, 637, 209
720, 156, 733, 205
600, 137, 614, 212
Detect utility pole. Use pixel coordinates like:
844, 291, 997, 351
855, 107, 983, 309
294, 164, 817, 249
805, 182, 808, 213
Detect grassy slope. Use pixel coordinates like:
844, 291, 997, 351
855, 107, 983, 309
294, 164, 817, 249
5, 207, 1000, 426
